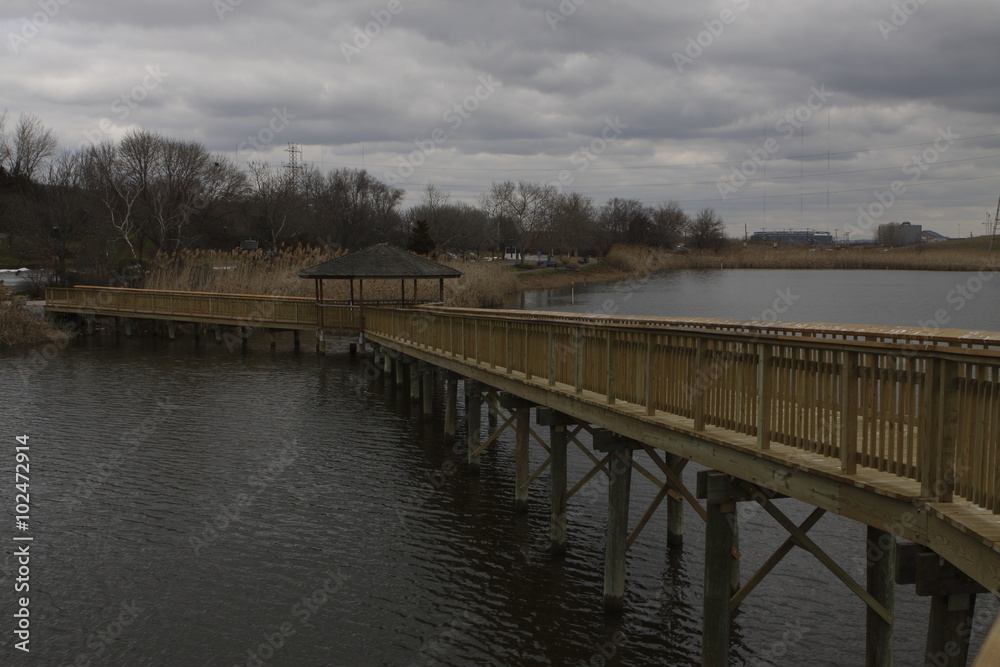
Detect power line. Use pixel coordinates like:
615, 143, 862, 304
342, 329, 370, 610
298, 131, 1000, 173
387, 172, 1000, 206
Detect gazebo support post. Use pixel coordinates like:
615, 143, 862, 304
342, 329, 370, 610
438, 278, 444, 302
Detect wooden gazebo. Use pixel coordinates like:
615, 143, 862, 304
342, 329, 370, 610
298, 244, 462, 328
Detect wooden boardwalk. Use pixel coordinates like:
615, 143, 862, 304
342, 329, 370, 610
45, 286, 1000, 666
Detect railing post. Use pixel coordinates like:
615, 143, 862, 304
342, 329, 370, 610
506, 321, 513, 373
841, 351, 859, 474
525, 327, 533, 380
930, 358, 959, 502
757, 343, 772, 449
644, 333, 654, 416
693, 338, 708, 430
548, 326, 556, 387
574, 328, 584, 394
489, 320, 495, 369
606, 330, 617, 404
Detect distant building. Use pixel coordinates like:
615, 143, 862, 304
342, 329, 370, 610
921, 229, 949, 242
876, 221, 922, 246
749, 230, 833, 245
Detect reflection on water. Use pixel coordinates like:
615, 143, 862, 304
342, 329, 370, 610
1, 269, 998, 665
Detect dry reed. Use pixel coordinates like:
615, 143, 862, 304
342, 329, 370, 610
142, 247, 520, 308
606, 243, 999, 272
0, 284, 67, 347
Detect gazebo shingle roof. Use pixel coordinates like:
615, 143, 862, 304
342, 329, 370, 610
298, 243, 462, 280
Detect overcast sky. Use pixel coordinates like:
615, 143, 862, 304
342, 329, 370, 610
3, 0, 999, 238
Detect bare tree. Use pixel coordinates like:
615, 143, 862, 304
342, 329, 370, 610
687, 208, 727, 250
0, 112, 57, 182
650, 200, 689, 248
309, 168, 405, 250
479, 180, 556, 257
245, 161, 295, 247
598, 197, 649, 249
546, 192, 598, 255
0, 112, 8, 173
82, 141, 143, 261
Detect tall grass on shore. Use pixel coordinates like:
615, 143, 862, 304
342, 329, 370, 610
142, 247, 520, 307
144, 246, 340, 296
605, 243, 999, 273
0, 284, 67, 347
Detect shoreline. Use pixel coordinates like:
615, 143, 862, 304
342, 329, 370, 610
512, 245, 1000, 293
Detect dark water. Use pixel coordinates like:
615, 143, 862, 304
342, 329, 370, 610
1, 270, 998, 666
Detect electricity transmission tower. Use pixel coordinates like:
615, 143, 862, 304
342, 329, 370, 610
284, 142, 302, 190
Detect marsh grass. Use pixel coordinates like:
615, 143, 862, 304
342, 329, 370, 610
142, 247, 520, 308
0, 283, 67, 347
606, 243, 999, 272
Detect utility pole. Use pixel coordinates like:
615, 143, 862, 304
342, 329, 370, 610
991, 193, 1000, 252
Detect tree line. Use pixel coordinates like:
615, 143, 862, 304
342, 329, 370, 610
0, 113, 727, 284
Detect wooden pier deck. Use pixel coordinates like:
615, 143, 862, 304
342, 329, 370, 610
45, 286, 1000, 666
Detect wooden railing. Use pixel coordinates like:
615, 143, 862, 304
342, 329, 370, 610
367, 306, 1000, 514
44, 286, 366, 331
436, 306, 1000, 350
43, 288, 1000, 512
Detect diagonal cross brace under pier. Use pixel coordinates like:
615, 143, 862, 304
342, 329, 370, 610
737, 480, 893, 625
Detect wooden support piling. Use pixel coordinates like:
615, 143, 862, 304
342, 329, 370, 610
466, 381, 482, 472
408, 359, 421, 402
394, 354, 405, 386
515, 408, 530, 512
665, 453, 686, 548
896, 545, 985, 667
702, 471, 737, 666
925, 592, 976, 667
293, 330, 300, 351
605, 445, 633, 611
444, 375, 458, 440
124, 317, 133, 338
215, 325, 222, 344
866, 525, 895, 667
593, 431, 637, 612
503, 393, 535, 513
536, 408, 572, 556
421, 363, 434, 415
487, 391, 498, 429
